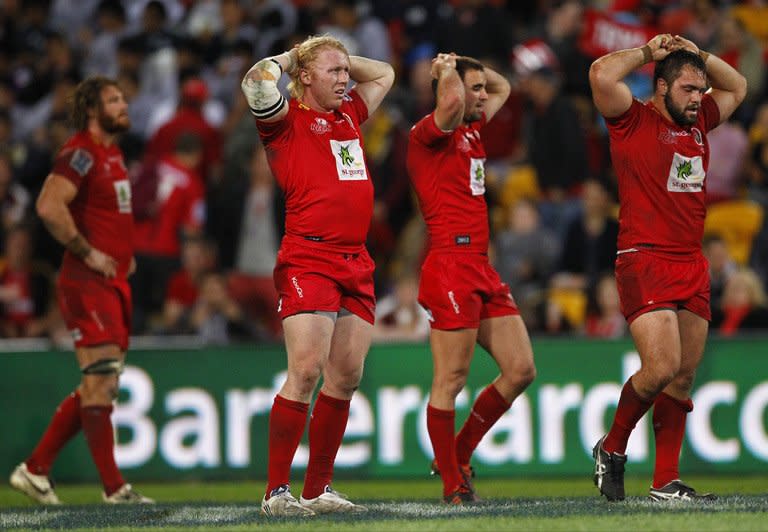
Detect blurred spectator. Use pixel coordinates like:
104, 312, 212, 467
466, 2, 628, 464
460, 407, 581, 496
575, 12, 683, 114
142, 77, 222, 183
0, 149, 32, 249
551, 178, 619, 294
433, 0, 510, 66
494, 197, 560, 320
131, 132, 206, 332
583, 271, 626, 338
706, 117, 748, 204
227, 143, 281, 340
711, 267, 768, 335
11, 0, 55, 106
161, 236, 216, 334
251, 0, 298, 58
81, 0, 129, 79
189, 271, 255, 345
713, 15, 765, 122
48, 0, 101, 48
531, 0, 592, 98
319, 0, 392, 63
680, 0, 722, 52
0, 224, 65, 342
704, 234, 737, 313
513, 39, 588, 234
372, 273, 429, 343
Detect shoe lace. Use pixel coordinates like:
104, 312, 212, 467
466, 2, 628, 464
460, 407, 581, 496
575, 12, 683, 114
324, 485, 348, 499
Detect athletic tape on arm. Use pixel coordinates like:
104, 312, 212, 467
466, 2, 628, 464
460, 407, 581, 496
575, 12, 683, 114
241, 58, 286, 120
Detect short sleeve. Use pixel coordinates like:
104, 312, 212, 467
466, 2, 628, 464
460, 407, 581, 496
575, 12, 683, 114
605, 99, 644, 142
52, 146, 93, 189
256, 108, 292, 147
344, 89, 370, 125
700, 94, 721, 133
411, 112, 452, 148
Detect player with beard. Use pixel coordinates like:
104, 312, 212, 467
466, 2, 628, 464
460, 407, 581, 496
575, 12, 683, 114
407, 54, 536, 503
589, 35, 746, 502
9, 77, 153, 505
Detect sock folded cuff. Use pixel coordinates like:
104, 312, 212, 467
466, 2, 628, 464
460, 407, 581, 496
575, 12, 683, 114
485, 384, 512, 409
80, 404, 113, 415
274, 394, 310, 413
316, 391, 351, 411
427, 404, 455, 419
627, 378, 654, 406
656, 391, 693, 412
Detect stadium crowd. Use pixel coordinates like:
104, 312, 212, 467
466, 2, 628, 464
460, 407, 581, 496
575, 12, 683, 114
1, 0, 768, 346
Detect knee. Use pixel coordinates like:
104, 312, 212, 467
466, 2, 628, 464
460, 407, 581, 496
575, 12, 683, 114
324, 366, 363, 397
637, 361, 680, 395
287, 360, 323, 396
79, 375, 119, 404
433, 367, 469, 399
498, 357, 536, 391
670, 369, 697, 395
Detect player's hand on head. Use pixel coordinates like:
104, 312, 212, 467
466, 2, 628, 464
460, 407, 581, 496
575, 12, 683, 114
431, 53, 456, 79
669, 35, 699, 55
647, 34, 675, 61
84, 248, 118, 279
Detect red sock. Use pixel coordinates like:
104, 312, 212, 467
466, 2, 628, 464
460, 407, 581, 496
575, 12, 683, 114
604, 379, 654, 455
81, 405, 125, 496
652, 392, 693, 488
427, 405, 462, 496
26, 391, 82, 475
302, 392, 350, 499
456, 384, 510, 466
265, 394, 309, 497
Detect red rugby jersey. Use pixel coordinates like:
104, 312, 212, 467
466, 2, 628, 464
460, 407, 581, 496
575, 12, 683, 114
407, 112, 490, 253
606, 95, 720, 255
52, 131, 134, 279
256, 90, 372, 253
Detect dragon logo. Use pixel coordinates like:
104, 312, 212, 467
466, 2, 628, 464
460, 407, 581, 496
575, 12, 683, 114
338, 144, 354, 166
676, 159, 693, 180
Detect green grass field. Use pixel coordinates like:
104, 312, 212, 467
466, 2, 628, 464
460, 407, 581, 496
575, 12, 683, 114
1, 476, 767, 531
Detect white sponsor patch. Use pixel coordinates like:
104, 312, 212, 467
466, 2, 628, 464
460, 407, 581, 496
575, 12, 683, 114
667, 153, 704, 193
331, 139, 368, 181
69, 148, 93, 176
469, 157, 486, 196
113, 179, 132, 213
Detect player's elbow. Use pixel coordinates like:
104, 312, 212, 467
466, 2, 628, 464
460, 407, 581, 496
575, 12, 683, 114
733, 73, 748, 105
381, 63, 395, 91
35, 193, 57, 224
588, 59, 612, 93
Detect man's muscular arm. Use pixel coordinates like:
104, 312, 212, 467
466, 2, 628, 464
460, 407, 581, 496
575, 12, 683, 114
432, 53, 464, 131
36, 174, 117, 278
672, 35, 747, 125
349, 55, 395, 116
589, 34, 674, 118
240, 48, 298, 123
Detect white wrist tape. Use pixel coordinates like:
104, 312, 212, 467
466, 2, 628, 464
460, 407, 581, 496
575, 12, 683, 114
241, 58, 286, 119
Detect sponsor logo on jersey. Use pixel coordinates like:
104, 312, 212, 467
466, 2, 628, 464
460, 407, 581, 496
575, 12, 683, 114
667, 152, 705, 192
330, 139, 368, 181
69, 148, 94, 176
310, 117, 332, 134
455, 235, 471, 245
658, 128, 690, 145
692, 127, 703, 146
113, 179, 132, 213
469, 157, 486, 195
